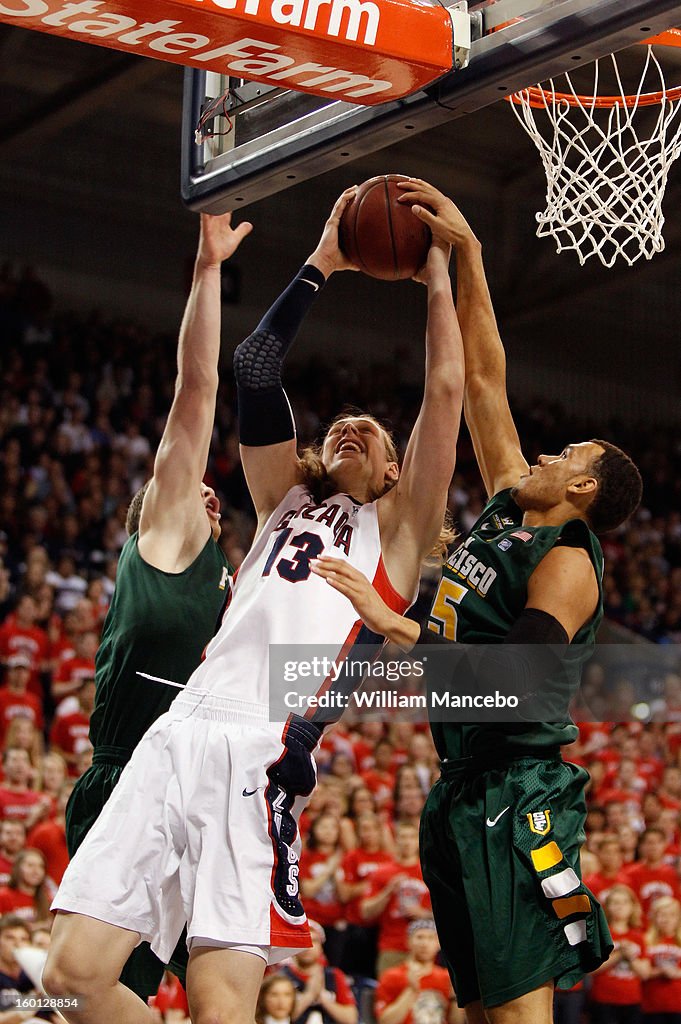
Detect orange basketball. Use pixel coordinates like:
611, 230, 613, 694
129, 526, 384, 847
339, 174, 431, 281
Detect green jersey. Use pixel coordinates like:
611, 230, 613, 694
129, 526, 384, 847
427, 489, 603, 760
89, 533, 230, 753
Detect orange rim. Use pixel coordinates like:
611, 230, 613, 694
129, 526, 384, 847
508, 27, 681, 108
509, 86, 681, 108
641, 28, 681, 47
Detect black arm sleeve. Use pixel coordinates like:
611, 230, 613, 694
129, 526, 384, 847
419, 609, 569, 712
234, 264, 326, 446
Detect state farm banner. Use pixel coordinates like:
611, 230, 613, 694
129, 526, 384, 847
0, 0, 457, 103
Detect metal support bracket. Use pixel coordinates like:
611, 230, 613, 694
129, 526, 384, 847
446, 1, 475, 70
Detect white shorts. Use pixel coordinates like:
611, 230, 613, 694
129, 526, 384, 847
53, 692, 317, 965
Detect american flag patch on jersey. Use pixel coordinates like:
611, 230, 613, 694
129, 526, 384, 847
511, 530, 533, 542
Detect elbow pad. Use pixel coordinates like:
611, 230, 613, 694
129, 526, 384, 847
234, 264, 325, 446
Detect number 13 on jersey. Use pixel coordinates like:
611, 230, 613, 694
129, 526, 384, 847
428, 578, 467, 641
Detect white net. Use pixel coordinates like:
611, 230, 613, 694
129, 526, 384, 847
510, 46, 681, 267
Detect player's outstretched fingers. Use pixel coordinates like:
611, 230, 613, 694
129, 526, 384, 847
397, 183, 476, 248
231, 220, 254, 245
310, 555, 395, 637
310, 555, 357, 594
199, 211, 254, 263
329, 185, 359, 223
310, 187, 361, 275
411, 205, 439, 229
395, 179, 442, 202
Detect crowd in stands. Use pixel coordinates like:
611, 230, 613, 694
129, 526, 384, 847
0, 267, 680, 1021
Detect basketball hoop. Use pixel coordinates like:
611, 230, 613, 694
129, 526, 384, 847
509, 31, 681, 267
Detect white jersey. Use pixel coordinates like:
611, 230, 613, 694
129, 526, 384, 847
186, 484, 410, 705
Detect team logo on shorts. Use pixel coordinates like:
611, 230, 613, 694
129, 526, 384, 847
498, 539, 512, 551
527, 810, 552, 835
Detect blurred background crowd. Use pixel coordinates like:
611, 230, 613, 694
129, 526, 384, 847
0, 266, 679, 1023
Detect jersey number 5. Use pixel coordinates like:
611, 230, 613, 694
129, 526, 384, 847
428, 578, 467, 641
262, 529, 324, 582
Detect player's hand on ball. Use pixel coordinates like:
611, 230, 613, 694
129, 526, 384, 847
396, 179, 478, 249
198, 211, 253, 267
307, 187, 361, 278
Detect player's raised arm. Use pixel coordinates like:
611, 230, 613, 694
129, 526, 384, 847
398, 180, 529, 498
235, 187, 358, 531
138, 212, 252, 571
378, 236, 463, 589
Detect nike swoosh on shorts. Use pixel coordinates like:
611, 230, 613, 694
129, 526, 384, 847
486, 806, 511, 827
242, 788, 259, 797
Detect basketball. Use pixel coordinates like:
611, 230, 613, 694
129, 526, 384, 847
339, 174, 431, 280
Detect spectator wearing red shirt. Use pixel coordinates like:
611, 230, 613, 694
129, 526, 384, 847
586, 762, 609, 802
360, 822, 431, 974
392, 769, 426, 832
282, 921, 358, 1024
657, 810, 681, 861
634, 731, 665, 790
338, 812, 393, 978
625, 829, 680, 919
339, 788, 394, 855
353, 723, 385, 774
0, 654, 44, 744
0, 821, 26, 886
49, 678, 94, 776
586, 837, 633, 903
27, 781, 72, 885
388, 725, 414, 771
255, 973, 297, 1024
0, 749, 49, 827
4, 718, 44, 777
586, 806, 608, 835
300, 814, 346, 967
578, 721, 613, 759
317, 724, 357, 778
642, 897, 681, 1021
619, 827, 641, 867
658, 767, 681, 813
589, 885, 649, 1023
362, 741, 397, 812
0, 848, 52, 926
375, 920, 458, 1024
598, 758, 648, 812
406, 733, 437, 797
327, 753, 362, 795
0, 594, 49, 699
606, 803, 629, 835
38, 751, 68, 815
339, 787, 378, 852
51, 630, 98, 710
642, 794, 665, 832
48, 607, 80, 671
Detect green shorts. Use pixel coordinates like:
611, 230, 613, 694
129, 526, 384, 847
419, 754, 612, 1009
66, 753, 188, 1000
